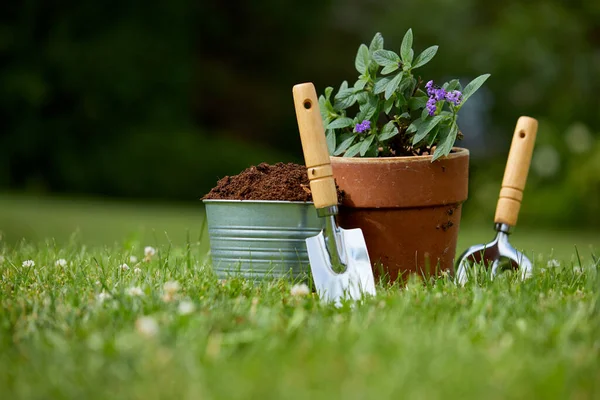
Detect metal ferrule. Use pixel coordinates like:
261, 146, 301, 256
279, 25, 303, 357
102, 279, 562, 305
317, 205, 339, 218
495, 223, 512, 234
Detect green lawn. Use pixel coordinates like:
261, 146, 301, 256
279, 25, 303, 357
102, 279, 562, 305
0, 194, 598, 399
0, 194, 597, 261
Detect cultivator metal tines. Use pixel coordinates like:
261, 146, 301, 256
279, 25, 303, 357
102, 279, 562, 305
455, 116, 538, 285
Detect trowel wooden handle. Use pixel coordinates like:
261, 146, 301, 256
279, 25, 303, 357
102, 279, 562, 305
293, 82, 338, 209
494, 116, 538, 226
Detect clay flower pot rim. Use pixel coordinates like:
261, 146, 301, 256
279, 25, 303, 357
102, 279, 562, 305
202, 199, 314, 205
330, 147, 469, 163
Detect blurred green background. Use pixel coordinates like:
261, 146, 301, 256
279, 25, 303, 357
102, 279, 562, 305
0, 0, 599, 245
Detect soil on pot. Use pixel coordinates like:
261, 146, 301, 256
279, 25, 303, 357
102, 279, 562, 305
203, 162, 343, 202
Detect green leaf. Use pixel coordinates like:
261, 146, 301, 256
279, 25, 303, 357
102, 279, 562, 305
407, 118, 423, 134
460, 74, 490, 105
325, 87, 334, 100
427, 125, 441, 147
398, 76, 413, 95
369, 32, 384, 55
354, 77, 367, 91
381, 63, 399, 75
334, 134, 355, 156
421, 106, 432, 120
378, 121, 399, 141
412, 45, 438, 69
326, 129, 336, 155
399, 112, 411, 119
334, 88, 357, 111
355, 91, 369, 105
442, 79, 461, 92
385, 72, 403, 100
373, 76, 393, 94
344, 141, 363, 157
373, 50, 400, 67
359, 135, 375, 156
395, 93, 407, 107
340, 80, 349, 92
364, 143, 379, 157
356, 97, 377, 121
327, 117, 354, 129
432, 123, 458, 161
408, 96, 428, 110
355, 44, 370, 74
400, 29, 413, 63
318, 95, 328, 120
412, 115, 444, 144
383, 97, 394, 114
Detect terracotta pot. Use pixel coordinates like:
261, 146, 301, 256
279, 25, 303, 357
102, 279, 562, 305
330, 148, 469, 282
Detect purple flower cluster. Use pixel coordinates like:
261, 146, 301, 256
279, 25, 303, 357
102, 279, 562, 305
425, 80, 462, 116
355, 120, 371, 133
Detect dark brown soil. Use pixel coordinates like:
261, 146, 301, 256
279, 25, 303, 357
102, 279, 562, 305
203, 162, 343, 202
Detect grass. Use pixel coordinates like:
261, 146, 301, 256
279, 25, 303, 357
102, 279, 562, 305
0, 194, 599, 398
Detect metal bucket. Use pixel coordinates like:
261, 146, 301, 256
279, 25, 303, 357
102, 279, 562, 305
203, 200, 323, 281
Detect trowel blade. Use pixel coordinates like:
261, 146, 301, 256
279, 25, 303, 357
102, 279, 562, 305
306, 228, 376, 305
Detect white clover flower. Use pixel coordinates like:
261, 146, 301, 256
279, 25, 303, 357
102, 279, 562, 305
119, 263, 130, 271
164, 281, 180, 295
129, 255, 138, 264
144, 246, 157, 258
547, 259, 561, 268
97, 291, 112, 303
573, 266, 583, 274
22, 260, 35, 268
135, 316, 159, 338
55, 259, 67, 267
178, 300, 195, 316
134, 267, 142, 274
126, 286, 144, 297
290, 283, 310, 297
95, 280, 101, 286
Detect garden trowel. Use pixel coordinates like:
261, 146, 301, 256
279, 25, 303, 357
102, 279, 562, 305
292, 82, 376, 304
455, 116, 538, 285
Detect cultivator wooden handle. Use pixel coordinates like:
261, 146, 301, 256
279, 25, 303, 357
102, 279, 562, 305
293, 83, 338, 209
494, 116, 539, 226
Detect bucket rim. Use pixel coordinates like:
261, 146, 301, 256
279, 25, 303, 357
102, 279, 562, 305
202, 199, 315, 205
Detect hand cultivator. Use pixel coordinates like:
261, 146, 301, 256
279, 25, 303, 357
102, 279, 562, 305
455, 117, 538, 285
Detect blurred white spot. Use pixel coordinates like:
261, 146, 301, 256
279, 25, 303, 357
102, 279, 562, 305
135, 316, 159, 338
55, 259, 67, 267
290, 283, 310, 297
127, 286, 144, 297
144, 246, 157, 261
532, 145, 560, 178
22, 260, 35, 268
565, 122, 593, 154
130, 255, 138, 264
119, 263, 130, 271
547, 259, 560, 268
164, 281, 180, 294
178, 300, 195, 315
97, 291, 112, 303
134, 267, 142, 274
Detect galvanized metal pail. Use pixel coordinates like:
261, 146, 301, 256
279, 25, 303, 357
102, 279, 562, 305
203, 200, 323, 281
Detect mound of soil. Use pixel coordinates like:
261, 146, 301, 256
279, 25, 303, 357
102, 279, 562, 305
203, 162, 343, 202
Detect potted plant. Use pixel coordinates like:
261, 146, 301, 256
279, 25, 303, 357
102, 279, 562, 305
319, 29, 490, 282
